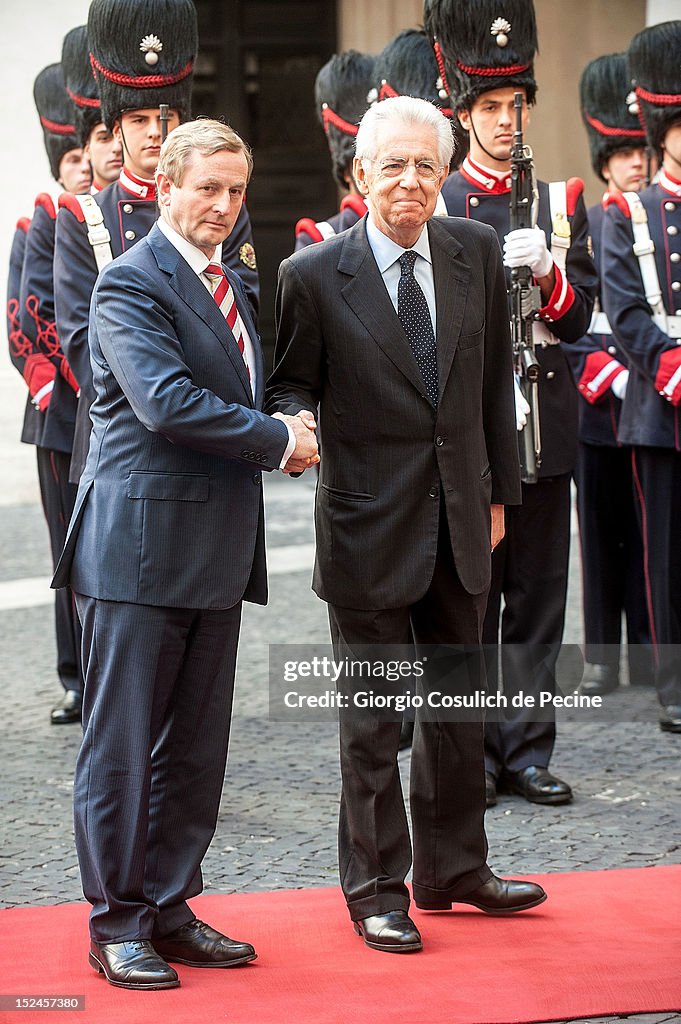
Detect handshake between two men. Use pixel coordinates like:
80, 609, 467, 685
273, 409, 320, 475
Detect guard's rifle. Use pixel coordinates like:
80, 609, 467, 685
160, 103, 169, 144
509, 91, 541, 483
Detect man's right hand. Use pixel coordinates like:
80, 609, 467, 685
273, 410, 320, 473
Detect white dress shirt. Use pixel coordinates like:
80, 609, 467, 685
365, 216, 437, 334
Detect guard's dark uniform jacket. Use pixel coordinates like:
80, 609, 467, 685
564, 199, 650, 678
7, 215, 45, 447
294, 193, 367, 251
441, 155, 597, 777
19, 194, 79, 455
601, 169, 681, 708
15, 192, 83, 699
441, 157, 597, 476
54, 168, 260, 480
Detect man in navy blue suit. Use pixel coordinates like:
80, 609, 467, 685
54, 119, 318, 991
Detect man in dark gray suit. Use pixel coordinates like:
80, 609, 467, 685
267, 96, 546, 954
54, 119, 318, 990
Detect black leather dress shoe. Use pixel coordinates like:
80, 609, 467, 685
89, 940, 179, 989
659, 705, 681, 733
579, 663, 619, 696
506, 765, 573, 805
50, 689, 82, 725
152, 918, 256, 967
415, 875, 547, 914
353, 911, 422, 953
485, 772, 497, 808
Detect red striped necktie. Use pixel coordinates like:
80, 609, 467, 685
204, 262, 251, 381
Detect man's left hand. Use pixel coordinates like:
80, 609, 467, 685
491, 504, 505, 551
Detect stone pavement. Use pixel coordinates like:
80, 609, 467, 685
0, 470, 679, 1024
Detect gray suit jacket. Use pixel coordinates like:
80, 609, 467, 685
53, 223, 289, 608
266, 215, 521, 608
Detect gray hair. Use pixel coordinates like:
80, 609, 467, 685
157, 117, 253, 186
355, 95, 454, 168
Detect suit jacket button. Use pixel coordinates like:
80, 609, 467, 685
435, 435, 444, 446
546, 371, 555, 380
123, 203, 133, 214
428, 485, 439, 498
253, 472, 261, 484
125, 230, 136, 240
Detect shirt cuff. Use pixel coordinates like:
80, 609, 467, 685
279, 422, 297, 470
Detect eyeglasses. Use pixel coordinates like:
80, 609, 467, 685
365, 157, 445, 182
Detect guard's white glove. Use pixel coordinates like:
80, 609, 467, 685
514, 375, 531, 431
611, 369, 629, 401
503, 226, 554, 278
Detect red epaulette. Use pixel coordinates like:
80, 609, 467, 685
295, 218, 324, 243
34, 193, 56, 219
340, 194, 367, 218
566, 177, 584, 217
602, 191, 631, 218
57, 193, 86, 222
16, 217, 31, 233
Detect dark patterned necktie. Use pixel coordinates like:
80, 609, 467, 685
397, 250, 438, 406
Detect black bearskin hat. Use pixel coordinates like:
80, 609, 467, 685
88, 0, 198, 131
424, 0, 538, 111
62, 26, 103, 147
628, 21, 681, 157
371, 29, 452, 115
580, 53, 647, 182
315, 50, 376, 190
33, 64, 79, 181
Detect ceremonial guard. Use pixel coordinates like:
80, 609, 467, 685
54, 0, 259, 483
601, 21, 681, 734
565, 53, 651, 696
425, 0, 597, 805
62, 25, 122, 194
17, 63, 91, 724
294, 49, 375, 250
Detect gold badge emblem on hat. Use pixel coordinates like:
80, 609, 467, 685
239, 242, 257, 270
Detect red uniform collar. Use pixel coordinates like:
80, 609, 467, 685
659, 169, 681, 198
460, 156, 512, 195
119, 167, 157, 200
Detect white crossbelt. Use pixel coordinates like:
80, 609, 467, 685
622, 191, 665, 317
73, 194, 114, 274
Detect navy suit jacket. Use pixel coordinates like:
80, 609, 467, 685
53, 222, 289, 609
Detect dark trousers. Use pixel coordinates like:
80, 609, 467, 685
483, 474, 571, 776
36, 447, 82, 694
74, 594, 241, 942
575, 442, 651, 678
631, 447, 681, 706
328, 509, 491, 921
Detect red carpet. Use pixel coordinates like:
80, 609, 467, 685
1, 866, 679, 1024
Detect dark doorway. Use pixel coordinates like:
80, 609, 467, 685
193, 0, 339, 365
